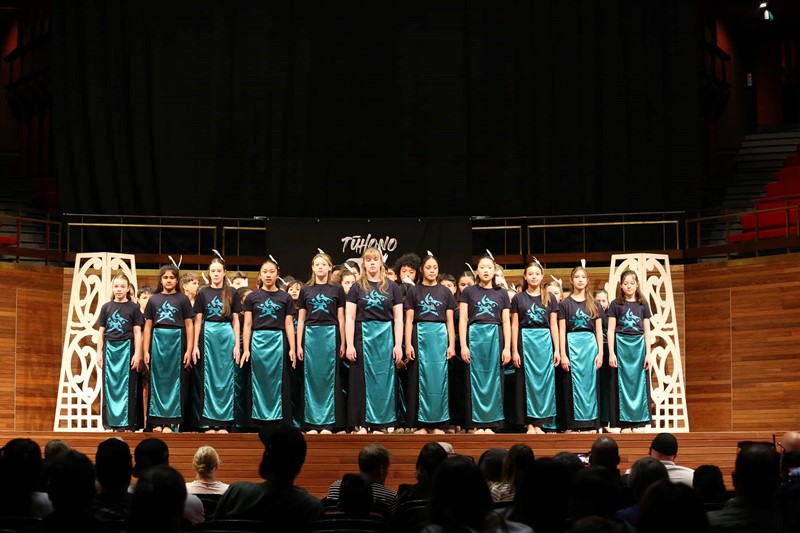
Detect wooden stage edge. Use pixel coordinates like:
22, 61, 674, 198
4, 430, 785, 498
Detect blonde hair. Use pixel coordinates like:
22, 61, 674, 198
192, 445, 221, 478
356, 247, 389, 294
306, 253, 333, 286
109, 272, 132, 301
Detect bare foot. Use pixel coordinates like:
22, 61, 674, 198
152, 426, 163, 433
432, 429, 446, 435
534, 426, 546, 434
217, 428, 228, 434
162, 426, 174, 434
355, 427, 368, 435
414, 428, 429, 435
484, 428, 495, 435
205, 429, 216, 434
474, 428, 485, 434
306, 429, 319, 435
320, 429, 333, 435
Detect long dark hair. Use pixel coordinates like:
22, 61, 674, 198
155, 265, 180, 294
428, 455, 492, 531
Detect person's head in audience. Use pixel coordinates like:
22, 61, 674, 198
568, 467, 619, 524
780, 431, 800, 453
477, 447, 508, 487
128, 465, 187, 533
258, 426, 308, 485
732, 441, 781, 508
338, 473, 373, 519
692, 464, 727, 504
501, 443, 535, 494
44, 439, 70, 460
590, 436, 621, 476
512, 457, 571, 533
552, 451, 586, 477
192, 445, 222, 482
648, 432, 680, 462
437, 442, 455, 456
357, 443, 392, 485
45, 449, 97, 518
636, 480, 709, 533
0, 437, 45, 516
95, 437, 133, 496
133, 438, 170, 479
428, 455, 493, 531
414, 442, 448, 493
628, 457, 669, 502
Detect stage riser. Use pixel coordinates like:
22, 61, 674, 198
5, 431, 779, 498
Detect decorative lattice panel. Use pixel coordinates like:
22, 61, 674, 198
53, 253, 138, 431
606, 254, 689, 432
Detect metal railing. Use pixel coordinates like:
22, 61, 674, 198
2, 208, 799, 266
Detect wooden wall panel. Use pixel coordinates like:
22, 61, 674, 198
684, 254, 800, 432
0, 263, 65, 430
684, 288, 732, 431
16, 288, 63, 430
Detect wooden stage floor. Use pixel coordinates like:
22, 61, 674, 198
4, 430, 782, 498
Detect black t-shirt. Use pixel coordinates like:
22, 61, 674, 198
244, 288, 293, 330
97, 300, 144, 341
511, 291, 559, 329
458, 285, 510, 325
298, 283, 346, 326
346, 279, 403, 322
404, 283, 456, 323
193, 286, 242, 323
607, 299, 652, 336
144, 292, 195, 329
557, 296, 600, 333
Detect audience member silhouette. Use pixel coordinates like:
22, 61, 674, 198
780, 431, 800, 453
645, 433, 694, 486
214, 426, 323, 531
616, 456, 669, 528
567, 466, 620, 527
91, 437, 134, 521
477, 447, 508, 494
23, 449, 117, 532
552, 451, 586, 477
510, 457, 571, 533
0, 438, 53, 518
337, 473, 374, 519
707, 442, 780, 533
492, 443, 534, 503
636, 479, 709, 533
693, 464, 728, 506
397, 442, 448, 505
422, 455, 531, 533
132, 437, 204, 526
128, 465, 187, 533
325, 443, 398, 517
185, 445, 229, 495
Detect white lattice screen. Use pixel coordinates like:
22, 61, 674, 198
606, 254, 689, 432
53, 253, 138, 431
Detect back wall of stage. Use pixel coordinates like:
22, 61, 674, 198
0, 254, 798, 433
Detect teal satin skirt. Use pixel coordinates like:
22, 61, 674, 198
251, 329, 287, 422
416, 322, 449, 424
468, 323, 504, 426
303, 324, 338, 427
102, 338, 142, 429
567, 331, 599, 423
521, 328, 557, 421
615, 334, 651, 423
200, 321, 235, 423
149, 328, 184, 422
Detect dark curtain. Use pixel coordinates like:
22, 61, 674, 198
52, 0, 701, 219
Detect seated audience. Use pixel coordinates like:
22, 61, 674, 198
128, 465, 187, 533
91, 437, 134, 521
214, 426, 323, 530
326, 443, 398, 517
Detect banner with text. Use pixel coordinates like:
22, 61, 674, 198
265, 217, 472, 281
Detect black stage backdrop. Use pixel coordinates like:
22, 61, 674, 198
52, 0, 701, 219
265, 217, 471, 281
